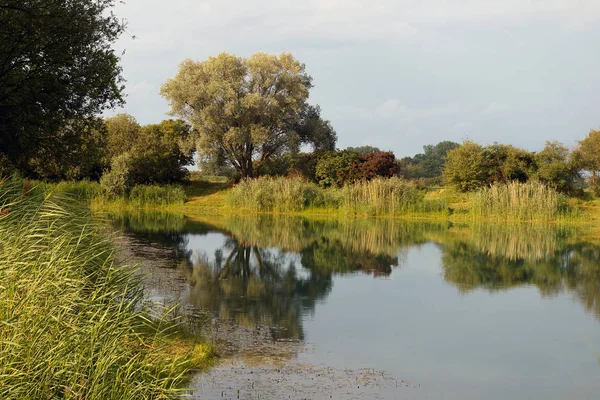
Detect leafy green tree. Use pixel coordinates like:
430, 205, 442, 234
535, 141, 580, 194
27, 117, 109, 180
400, 141, 460, 180
443, 140, 487, 192
161, 52, 334, 179
315, 151, 361, 187
0, 0, 125, 174
346, 145, 380, 155
105, 113, 141, 159
482, 143, 536, 184
104, 115, 194, 185
574, 129, 600, 193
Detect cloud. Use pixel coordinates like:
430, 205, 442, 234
115, 0, 600, 55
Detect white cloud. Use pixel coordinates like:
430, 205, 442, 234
115, 0, 600, 55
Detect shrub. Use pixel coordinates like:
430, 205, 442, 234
100, 153, 131, 196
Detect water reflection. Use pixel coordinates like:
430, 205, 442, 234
108, 211, 600, 333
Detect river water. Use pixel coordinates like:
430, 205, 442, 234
112, 212, 600, 400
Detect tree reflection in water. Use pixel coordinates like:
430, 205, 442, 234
109, 212, 600, 340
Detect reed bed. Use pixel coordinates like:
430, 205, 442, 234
227, 176, 323, 212
0, 177, 207, 399
226, 176, 448, 216
470, 181, 573, 221
40, 180, 186, 207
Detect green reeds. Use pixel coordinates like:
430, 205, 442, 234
0, 177, 208, 399
226, 176, 448, 216
470, 181, 574, 221
40, 180, 186, 207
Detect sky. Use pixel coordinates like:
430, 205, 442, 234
110, 0, 600, 157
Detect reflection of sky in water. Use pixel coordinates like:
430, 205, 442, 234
180, 235, 600, 399
119, 216, 600, 400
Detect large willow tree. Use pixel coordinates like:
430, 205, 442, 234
161, 52, 335, 179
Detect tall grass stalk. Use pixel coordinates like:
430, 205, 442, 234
227, 176, 448, 216
0, 177, 207, 399
470, 181, 573, 221
40, 180, 186, 207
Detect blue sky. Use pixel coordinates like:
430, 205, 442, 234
110, 0, 600, 157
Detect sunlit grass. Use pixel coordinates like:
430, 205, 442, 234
470, 181, 576, 221
226, 176, 449, 217
0, 177, 212, 399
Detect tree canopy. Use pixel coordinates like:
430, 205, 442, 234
0, 0, 125, 174
160, 52, 336, 179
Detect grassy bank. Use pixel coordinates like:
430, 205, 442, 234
0, 177, 212, 399
41, 180, 186, 208
226, 176, 448, 217
182, 177, 584, 223
43, 176, 592, 224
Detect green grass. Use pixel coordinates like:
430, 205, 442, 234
39, 180, 186, 208
0, 177, 212, 399
226, 176, 449, 217
470, 181, 575, 221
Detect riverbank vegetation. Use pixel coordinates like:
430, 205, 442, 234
0, 177, 212, 399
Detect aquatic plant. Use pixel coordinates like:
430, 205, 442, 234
470, 181, 573, 221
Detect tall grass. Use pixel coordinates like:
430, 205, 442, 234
0, 177, 209, 399
227, 176, 323, 212
40, 180, 186, 207
336, 178, 448, 216
470, 181, 574, 221
227, 176, 448, 216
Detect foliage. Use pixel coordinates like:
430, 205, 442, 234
105, 115, 194, 185
346, 145, 381, 155
315, 150, 361, 187
347, 151, 399, 182
0, 177, 208, 399
535, 141, 581, 194
443, 140, 543, 192
259, 152, 321, 181
482, 143, 536, 184
161, 52, 335, 178
105, 113, 141, 159
574, 129, 600, 193
443, 140, 487, 192
100, 153, 131, 197
0, 0, 124, 174
399, 141, 459, 179
470, 181, 572, 221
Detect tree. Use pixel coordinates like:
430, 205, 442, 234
104, 115, 194, 185
347, 151, 399, 182
161, 52, 334, 179
482, 143, 535, 184
574, 129, 600, 192
346, 145, 380, 155
25, 117, 109, 180
105, 113, 141, 159
399, 141, 459, 180
0, 0, 125, 173
535, 141, 580, 194
443, 140, 487, 192
315, 150, 361, 187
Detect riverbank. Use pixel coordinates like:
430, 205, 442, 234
0, 178, 214, 399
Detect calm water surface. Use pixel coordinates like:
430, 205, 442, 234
112, 213, 600, 399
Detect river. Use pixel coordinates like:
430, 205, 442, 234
111, 212, 600, 399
